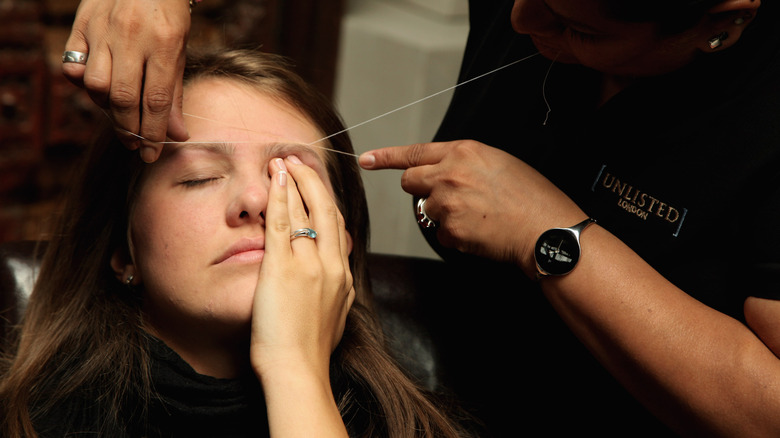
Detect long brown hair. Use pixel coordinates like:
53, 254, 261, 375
0, 49, 470, 437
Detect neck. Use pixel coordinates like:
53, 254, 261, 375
599, 74, 637, 107
176, 338, 251, 379
146, 324, 251, 379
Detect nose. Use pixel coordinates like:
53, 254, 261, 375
511, 0, 560, 37
226, 176, 269, 227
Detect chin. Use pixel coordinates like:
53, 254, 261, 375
207, 279, 257, 317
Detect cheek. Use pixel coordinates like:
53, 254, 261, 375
567, 46, 633, 75
569, 34, 674, 76
131, 196, 217, 280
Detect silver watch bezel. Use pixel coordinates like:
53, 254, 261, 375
534, 218, 596, 279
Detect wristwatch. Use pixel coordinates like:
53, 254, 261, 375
534, 218, 596, 280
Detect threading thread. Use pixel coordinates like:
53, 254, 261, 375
542, 53, 559, 126
106, 52, 542, 158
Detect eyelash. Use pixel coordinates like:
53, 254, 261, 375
177, 154, 316, 188
181, 177, 221, 188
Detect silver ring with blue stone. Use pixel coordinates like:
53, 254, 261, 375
290, 228, 318, 241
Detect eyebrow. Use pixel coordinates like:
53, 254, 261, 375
266, 142, 327, 167
169, 141, 329, 170
171, 141, 323, 162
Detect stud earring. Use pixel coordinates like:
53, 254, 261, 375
708, 31, 729, 49
125, 274, 134, 285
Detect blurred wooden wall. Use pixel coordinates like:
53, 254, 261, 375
0, 0, 345, 243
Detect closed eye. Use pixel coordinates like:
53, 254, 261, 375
180, 177, 222, 188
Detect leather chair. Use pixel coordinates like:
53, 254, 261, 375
0, 241, 45, 352
0, 240, 456, 392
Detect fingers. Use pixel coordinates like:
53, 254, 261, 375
109, 46, 147, 151
285, 155, 353, 286
60, 0, 191, 161
266, 157, 341, 257
264, 159, 292, 259
167, 67, 189, 142
110, 31, 188, 161
62, 19, 89, 88
358, 142, 450, 203
137, 45, 189, 162
266, 155, 352, 285
81, 41, 113, 110
288, 159, 349, 275
284, 156, 355, 347
258, 157, 354, 364
358, 142, 449, 170
284, 166, 316, 247
61, 0, 100, 87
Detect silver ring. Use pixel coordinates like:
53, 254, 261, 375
416, 197, 436, 229
62, 50, 88, 64
290, 228, 318, 240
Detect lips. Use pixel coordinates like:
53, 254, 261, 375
214, 237, 265, 264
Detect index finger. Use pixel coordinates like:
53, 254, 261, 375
264, 167, 293, 259
358, 142, 448, 170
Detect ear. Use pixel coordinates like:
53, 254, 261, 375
111, 247, 140, 286
698, 0, 761, 52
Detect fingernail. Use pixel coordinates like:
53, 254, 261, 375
277, 170, 287, 186
358, 153, 375, 169
286, 155, 302, 165
140, 146, 156, 163
274, 158, 287, 171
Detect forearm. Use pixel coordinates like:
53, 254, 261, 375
260, 364, 348, 438
540, 225, 780, 436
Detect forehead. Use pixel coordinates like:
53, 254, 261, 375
182, 77, 326, 150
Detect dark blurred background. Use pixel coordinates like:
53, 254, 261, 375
0, 0, 344, 244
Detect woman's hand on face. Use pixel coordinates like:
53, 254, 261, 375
63, 0, 191, 162
250, 157, 355, 381
360, 140, 585, 275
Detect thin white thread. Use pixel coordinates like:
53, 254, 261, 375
309, 52, 541, 147
113, 125, 363, 158
541, 53, 559, 126
107, 52, 541, 157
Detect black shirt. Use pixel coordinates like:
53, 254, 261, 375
35, 336, 268, 437
426, 1, 780, 436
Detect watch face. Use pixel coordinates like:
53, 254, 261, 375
535, 228, 580, 276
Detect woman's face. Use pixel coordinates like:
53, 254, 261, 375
130, 78, 335, 343
511, 0, 707, 77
